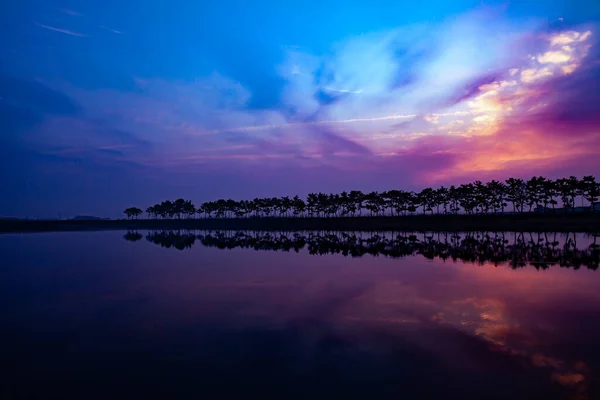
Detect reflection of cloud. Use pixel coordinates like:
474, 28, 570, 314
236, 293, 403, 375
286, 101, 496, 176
531, 354, 562, 368
440, 295, 591, 391
448, 297, 510, 345
422, 261, 598, 396
552, 373, 585, 385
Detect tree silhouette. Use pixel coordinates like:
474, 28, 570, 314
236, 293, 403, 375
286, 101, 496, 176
131, 175, 597, 221
123, 207, 143, 219
582, 176, 599, 212
505, 178, 526, 213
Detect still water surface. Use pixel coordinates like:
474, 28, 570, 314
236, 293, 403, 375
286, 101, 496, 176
2, 231, 600, 399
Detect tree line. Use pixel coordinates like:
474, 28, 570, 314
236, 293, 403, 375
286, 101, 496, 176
124, 230, 600, 270
123, 175, 600, 219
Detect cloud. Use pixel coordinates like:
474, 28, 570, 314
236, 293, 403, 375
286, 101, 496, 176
100, 26, 123, 34
322, 87, 363, 94
9, 10, 600, 217
520, 67, 553, 83
549, 30, 592, 46
212, 113, 417, 134
314, 127, 373, 156
59, 19, 597, 178
60, 9, 83, 16
424, 58, 600, 183
537, 51, 571, 64
424, 115, 440, 124
35, 23, 88, 37
449, 72, 506, 105
0, 75, 81, 115
0, 75, 81, 144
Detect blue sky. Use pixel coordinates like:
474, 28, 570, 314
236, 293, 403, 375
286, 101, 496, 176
1, 0, 600, 217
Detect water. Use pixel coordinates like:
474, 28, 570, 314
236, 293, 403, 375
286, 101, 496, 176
1, 231, 600, 399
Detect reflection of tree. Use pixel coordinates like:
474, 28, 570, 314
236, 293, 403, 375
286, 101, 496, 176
137, 230, 600, 270
145, 230, 196, 250
123, 230, 143, 242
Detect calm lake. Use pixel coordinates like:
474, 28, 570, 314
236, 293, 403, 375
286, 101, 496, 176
2, 231, 599, 399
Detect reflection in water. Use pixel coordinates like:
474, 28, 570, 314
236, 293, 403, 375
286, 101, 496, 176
3, 231, 600, 399
123, 231, 143, 242
130, 230, 600, 270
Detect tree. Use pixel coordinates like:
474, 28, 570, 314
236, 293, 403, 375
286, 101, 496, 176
339, 191, 351, 216
448, 186, 460, 215
124, 207, 143, 220
505, 178, 526, 213
291, 195, 306, 217
542, 179, 558, 212
526, 177, 545, 212
486, 180, 507, 214
577, 178, 587, 208
473, 181, 488, 214
556, 178, 573, 212
567, 176, 580, 211
364, 192, 381, 216
162, 200, 175, 218
349, 190, 364, 216
436, 187, 449, 215
278, 196, 293, 217
145, 206, 156, 219
583, 176, 600, 212
419, 188, 436, 215
183, 200, 196, 219
234, 200, 248, 218
458, 184, 477, 215
306, 193, 318, 218
328, 194, 341, 217
131, 174, 598, 220
173, 198, 186, 219
316, 193, 329, 217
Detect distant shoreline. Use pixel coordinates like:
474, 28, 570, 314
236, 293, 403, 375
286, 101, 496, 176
1, 213, 600, 233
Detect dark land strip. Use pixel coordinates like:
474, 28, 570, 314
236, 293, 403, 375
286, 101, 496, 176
2, 213, 600, 233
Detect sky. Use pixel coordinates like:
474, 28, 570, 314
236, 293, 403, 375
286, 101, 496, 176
1, 0, 600, 218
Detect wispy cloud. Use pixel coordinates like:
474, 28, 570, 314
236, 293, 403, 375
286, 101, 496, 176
322, 86, 364, 94
60, 9, 83, 16
100, 26, 123, 34
51, 144, 137, 155
35, 23, 88, 37
212, 114, 417, 134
